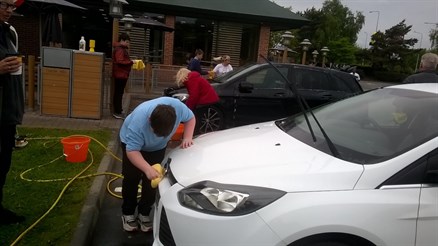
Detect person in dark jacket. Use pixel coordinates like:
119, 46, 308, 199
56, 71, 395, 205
403, 53, 438, 83
112, 33, 133, 119
0, 0, 26, 225
187, 49, 208, 75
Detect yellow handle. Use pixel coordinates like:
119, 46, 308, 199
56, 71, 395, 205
151, 164, 164, 188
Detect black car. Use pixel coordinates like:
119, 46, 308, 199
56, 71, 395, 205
166, 63, 363, 133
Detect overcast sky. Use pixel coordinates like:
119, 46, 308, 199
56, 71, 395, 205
273, 0, 438, 49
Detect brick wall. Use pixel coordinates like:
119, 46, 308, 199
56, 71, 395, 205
10, 14, 40, 60
257, 24, 270, 63
163, 16, 175, 65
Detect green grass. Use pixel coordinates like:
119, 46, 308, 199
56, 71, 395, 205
0, 127, 115, 246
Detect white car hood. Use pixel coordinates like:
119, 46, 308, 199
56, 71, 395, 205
167, 122, 364, 192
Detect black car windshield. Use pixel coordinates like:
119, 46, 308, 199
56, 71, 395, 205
277, 87, 438, 164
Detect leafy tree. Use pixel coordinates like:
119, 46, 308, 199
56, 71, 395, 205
327, 38, 358, 64
428, 24, 438, 49
272, 0, 365, 64
369, 20, 417, 72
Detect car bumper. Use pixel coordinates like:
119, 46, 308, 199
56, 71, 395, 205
152, 178, 286, 246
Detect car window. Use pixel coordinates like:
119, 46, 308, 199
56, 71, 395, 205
380, 148, 438, 187
331, 72, 362, 92
243, 67, 287, 89
294, 69, 335, 91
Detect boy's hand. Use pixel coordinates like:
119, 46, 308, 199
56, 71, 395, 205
181, 138, 193, 149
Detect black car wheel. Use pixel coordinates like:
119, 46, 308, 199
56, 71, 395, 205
195, 105, 224, 134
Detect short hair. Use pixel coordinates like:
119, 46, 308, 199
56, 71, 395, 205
118, 33, 131, 42
195, 49, 204, 56
150, 104, 176, 137
175, 68, 190, 87
420, 53, 438, 70
222, 55, 230, 61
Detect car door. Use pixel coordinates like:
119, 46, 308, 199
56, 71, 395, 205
293, 68, 358, 109
233, 66, 291, 126
416, 149, 438, 246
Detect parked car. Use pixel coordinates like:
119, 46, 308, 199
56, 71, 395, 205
153, 83, 438, 246
165, 63, 363, 133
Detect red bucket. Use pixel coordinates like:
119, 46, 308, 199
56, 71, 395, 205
171, 123, 184, 141
61, 136, 91, 163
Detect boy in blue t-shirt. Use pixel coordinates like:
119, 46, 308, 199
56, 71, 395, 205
119, 97, 195, 232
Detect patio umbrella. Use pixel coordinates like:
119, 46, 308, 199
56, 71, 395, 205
132, 16, 174, 32
26, 0, 86, 10
42, 11, 62, 46
17, 0, 86, 47
122, 16, 174, 62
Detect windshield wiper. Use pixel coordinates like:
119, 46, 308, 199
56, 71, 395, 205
259, 55, 341, 158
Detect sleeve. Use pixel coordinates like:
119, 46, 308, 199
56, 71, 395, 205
113, 48, 133, 66
213, 64, 220, 73
187, 59, 195, 71
177, 100, 195, 123
185, 79, 200, 110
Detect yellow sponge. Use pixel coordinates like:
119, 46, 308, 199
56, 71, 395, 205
151, 164, 164, 188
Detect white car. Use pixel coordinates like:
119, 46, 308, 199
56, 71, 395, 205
153, 83, 438, 246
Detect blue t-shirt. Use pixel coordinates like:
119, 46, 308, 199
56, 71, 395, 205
120, 97, 194, 152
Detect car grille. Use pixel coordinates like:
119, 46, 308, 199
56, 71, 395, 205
159, 208, 176, 246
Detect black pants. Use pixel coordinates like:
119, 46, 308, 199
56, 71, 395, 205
0, 124, 16, 208
121, 143, 166, 216
113, 78, 128, 114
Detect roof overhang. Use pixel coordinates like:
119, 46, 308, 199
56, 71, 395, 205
130, 0, 308, 30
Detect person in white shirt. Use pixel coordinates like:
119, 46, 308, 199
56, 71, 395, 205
213, 55, 233, 77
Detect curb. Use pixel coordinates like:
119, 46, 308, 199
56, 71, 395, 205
70, 130, 121, 246
70, 90, 132, 245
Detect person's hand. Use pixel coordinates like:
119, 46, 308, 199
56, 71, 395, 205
181, 138, 194, 149
144, 164, 161, 181
0, 56, 21, 75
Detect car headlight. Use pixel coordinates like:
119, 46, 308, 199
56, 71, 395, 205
178, 181, 286, 216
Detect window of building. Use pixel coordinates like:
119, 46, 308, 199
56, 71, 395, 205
173, 16, 214, 66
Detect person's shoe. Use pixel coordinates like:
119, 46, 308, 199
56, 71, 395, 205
138, 213, 153, 232
0, 208, 25, 225
121, 214, 138, 232
113, 113, 125, 120
15, 139, 28, 148
15, 135, 28, 148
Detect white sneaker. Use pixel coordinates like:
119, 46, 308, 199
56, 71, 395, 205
138, 213, 152, 232
121, 214, 138, 232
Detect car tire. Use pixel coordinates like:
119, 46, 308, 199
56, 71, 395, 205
195, 104, 224, 134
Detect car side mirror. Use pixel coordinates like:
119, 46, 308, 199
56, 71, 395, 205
239, 82, 254, 93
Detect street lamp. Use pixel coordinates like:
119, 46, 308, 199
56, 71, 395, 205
413, 30, 423, 72
300, 39, 311, 65
369, 10, 380, 32
312, 50, 319, 64
108, 0, 129, 18
120, 14, 136, 34
281, 31, 294, 63
320, 46, 329, 67
364, 31, 368, 48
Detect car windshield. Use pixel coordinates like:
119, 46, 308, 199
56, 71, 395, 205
278, 87, 438, 164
